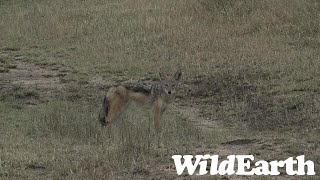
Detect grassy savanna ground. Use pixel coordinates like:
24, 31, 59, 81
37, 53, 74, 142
0, 0, 320, 179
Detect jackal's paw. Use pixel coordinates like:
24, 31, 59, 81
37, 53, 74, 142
150, 131, 157, 137
157, 142, 165, 148
99, 119, 109, 127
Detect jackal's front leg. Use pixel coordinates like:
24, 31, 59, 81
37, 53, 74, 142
152, 98, 166, 147
152, 101, 162, 134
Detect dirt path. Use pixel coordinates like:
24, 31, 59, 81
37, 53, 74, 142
0, 51, 69, 104
1, 61, 65, 90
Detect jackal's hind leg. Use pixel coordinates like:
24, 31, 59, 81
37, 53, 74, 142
106, 96, 128, 124
98, 96, 109, 127
152, 100, 162, 134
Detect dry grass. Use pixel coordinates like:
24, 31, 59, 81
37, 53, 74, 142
0, 98, 219, 179
0, 0, 320, 179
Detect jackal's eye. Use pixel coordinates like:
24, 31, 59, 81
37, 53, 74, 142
164, 84, 168, 87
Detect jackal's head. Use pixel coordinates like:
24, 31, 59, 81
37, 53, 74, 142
159, 71, 182, 101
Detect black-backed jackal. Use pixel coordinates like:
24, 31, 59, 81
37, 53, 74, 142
98, 71, 182, 134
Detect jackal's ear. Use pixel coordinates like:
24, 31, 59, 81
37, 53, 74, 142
174, 71, 182, 81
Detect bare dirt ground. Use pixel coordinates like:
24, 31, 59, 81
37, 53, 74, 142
0, 51, 68, 105
0, 51, 309, 180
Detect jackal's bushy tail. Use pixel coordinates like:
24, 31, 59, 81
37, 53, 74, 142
98, 96, 109, 126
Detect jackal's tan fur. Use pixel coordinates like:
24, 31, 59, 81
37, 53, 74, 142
98, 71, 182, 134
